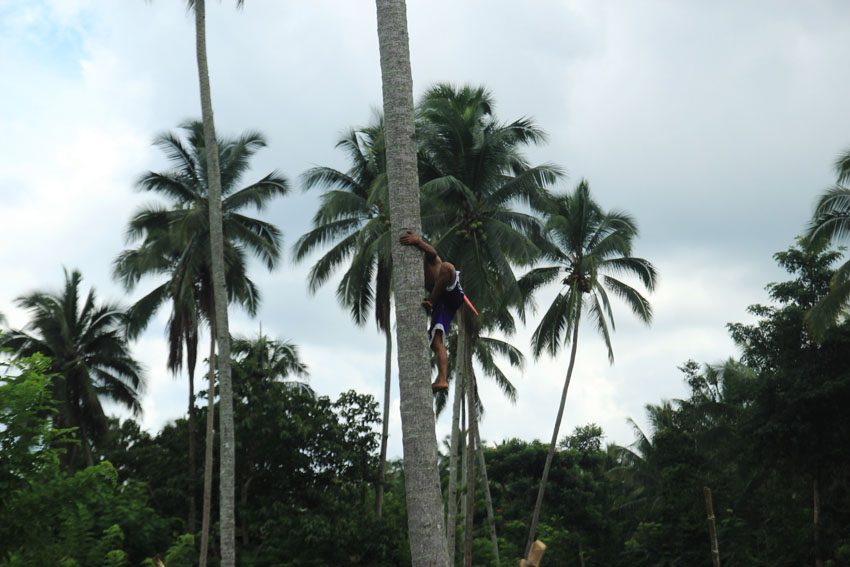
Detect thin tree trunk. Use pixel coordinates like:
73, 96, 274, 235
460, 383, 468, 552
79, 421, 94, 468
67, 442, 78, 471
814, 476, 822, 567
188, 365, 197, 534
241, 476, 252, 547
475, 421, 500, 567
199, 325, 216, 567
703, 486, 720, 567
446, 325, 466, 566
376, 326, 393, 517
375, 0, 449, 564
193, 1, 236, 564
463, 344, 478, 567
525, 304, 582, 558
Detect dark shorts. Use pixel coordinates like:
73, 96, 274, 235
428, 277, 465, 343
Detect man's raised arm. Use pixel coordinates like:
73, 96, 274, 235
399, 231, 438, 261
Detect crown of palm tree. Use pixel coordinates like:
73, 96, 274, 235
521, 180, 658, 360
434, 331, 525, 417
232, 332, 309, 381
416, 83, 563, 332
293, 118, 393, 331
1, 269, 144, 451
114, 120, 289, 371
805, 149, 850, 335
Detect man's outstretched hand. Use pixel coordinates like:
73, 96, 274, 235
399, 231, 420, 246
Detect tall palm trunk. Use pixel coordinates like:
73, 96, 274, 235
525, 303, 582, 557
187, 365, 197, 533
814, 474, 822, 567
460, 387, 468, 532
475, 419, 500, 566
199, 324, 216, 567
446, 325, 467, 565
375, 0, 449, 564
192, 1, 236, 564
79, 420, 95, 468
375, 326, 392, 517
463, 341, 478, 567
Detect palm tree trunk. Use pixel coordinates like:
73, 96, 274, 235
241, 476, 252, 547
463, 344, 478, 567
375, 326, 393, 517
460, 382, 468, 557
814, 474, 822, 567
525, 304, 582, 558
374, 0, 448, 564
79, 420, 94, 468
188, 365, 198, 533
193, 1, 236, 564
475, 422, 500, 567
199, 325, 216, 567
446, 326, 466, 565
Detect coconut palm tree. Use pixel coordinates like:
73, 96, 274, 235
374, 1, 449, 563
231, 331, 309, 387
805, 149, 850, 335
115, 119, 287, 562
519, 180, 657, 557
608, 402, 675, 516
293, 120, 396, 516
416, 82, 560, 565
0, 269, 144, 469
115, 219, 203, 531
230, 331, 309, 547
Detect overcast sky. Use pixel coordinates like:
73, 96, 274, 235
2, 0, 849, 458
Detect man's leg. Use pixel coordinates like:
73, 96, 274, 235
431, 330, 449, 392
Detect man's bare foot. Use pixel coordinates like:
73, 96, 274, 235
431, 380, 449, 393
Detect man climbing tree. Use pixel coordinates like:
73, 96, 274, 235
400, 231, 468, 392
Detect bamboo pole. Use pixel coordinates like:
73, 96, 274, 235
518, 540, 546, 567
703, 486, 721, 567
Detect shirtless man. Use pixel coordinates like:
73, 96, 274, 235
400, 231, 465, 392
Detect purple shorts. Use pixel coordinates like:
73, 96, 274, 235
428, 272, 465, 343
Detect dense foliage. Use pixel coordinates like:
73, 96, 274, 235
3, 241, 849, 565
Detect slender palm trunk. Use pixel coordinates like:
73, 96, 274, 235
199, 326, 216, 567
375, 326, 393, 517
187, 366, 197, 533
460, 382, 468, 556
446, 326, 466, 565
475, 423, 500, 567
463, 346, 478, 567
375, 0, 448, 564
814, 475, 822, 567
193, 2, 236, 564
525, 304, 582, 557
79, 420, 94, 468
241, 476, 252, 547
